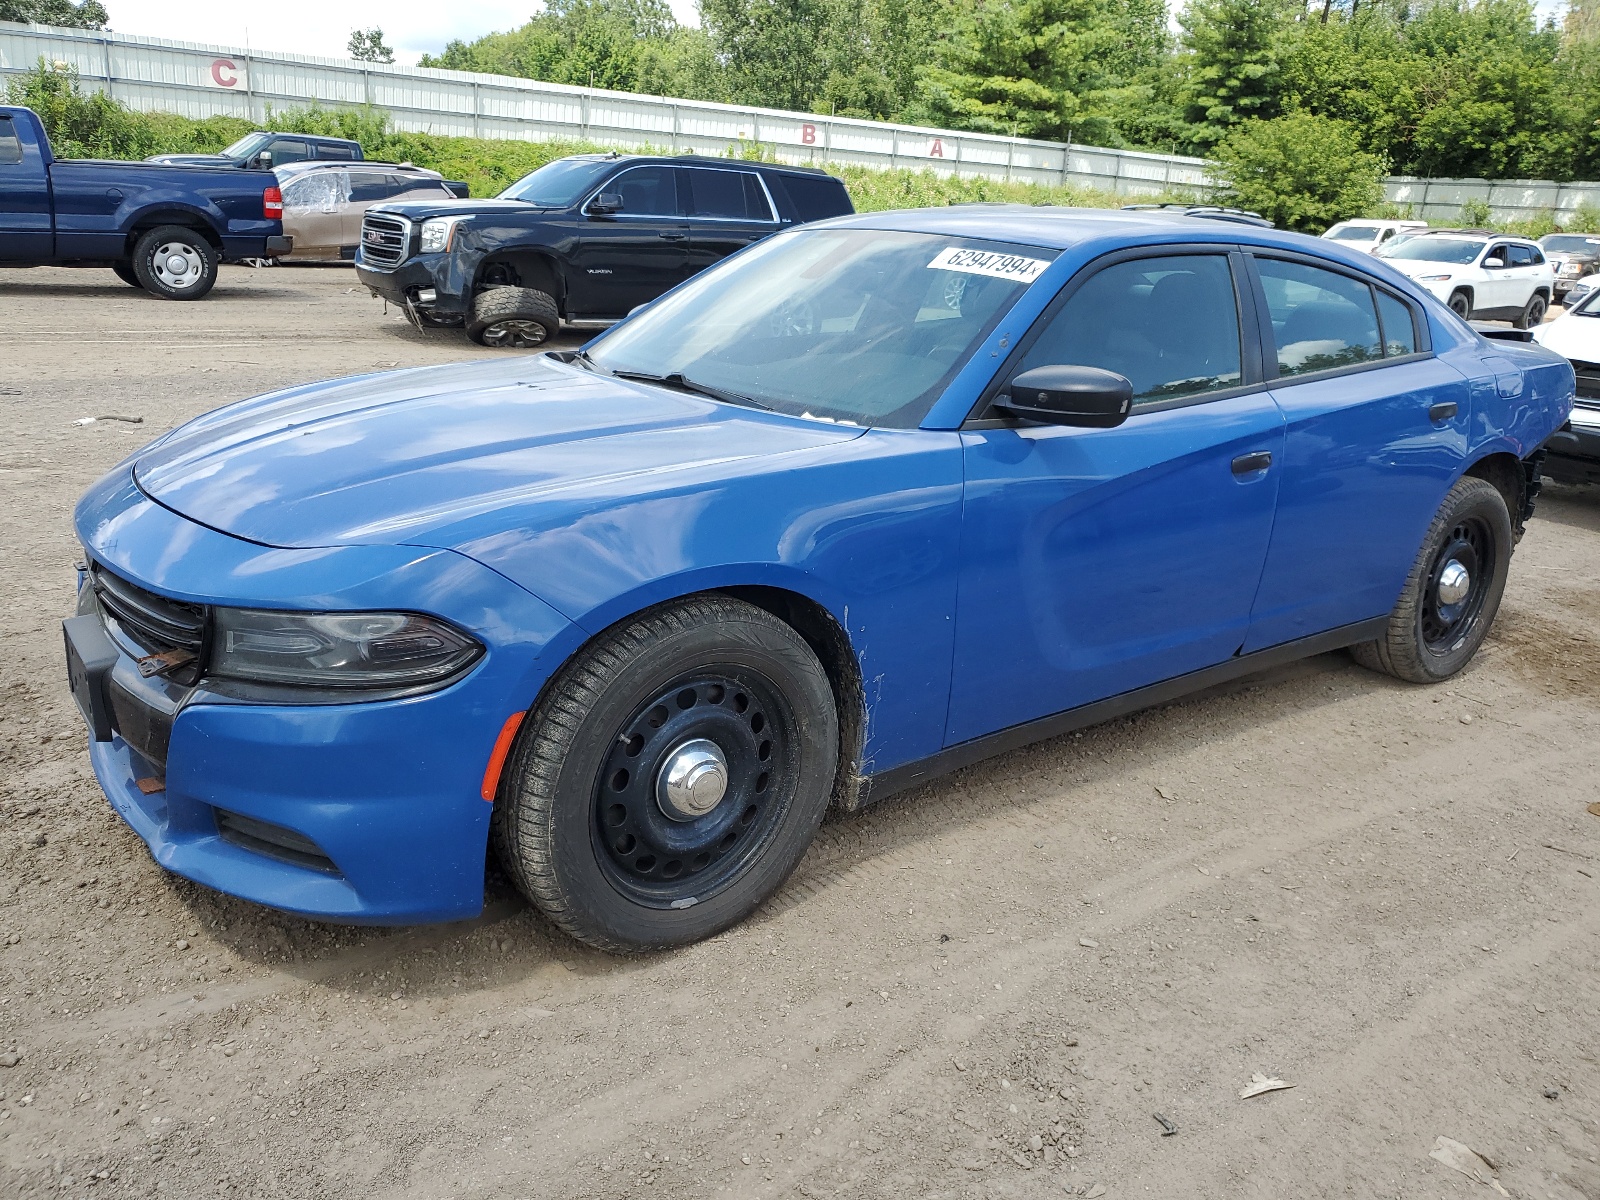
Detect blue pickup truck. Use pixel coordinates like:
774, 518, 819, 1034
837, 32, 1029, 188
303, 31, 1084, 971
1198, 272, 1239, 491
0, 105, 291, 300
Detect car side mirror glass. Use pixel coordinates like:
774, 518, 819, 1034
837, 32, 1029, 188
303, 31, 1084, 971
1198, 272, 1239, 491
588, 192, 623, 216
255, 151, 273, 169
994, 365, 1134, 428
1484, 256, 1505, 268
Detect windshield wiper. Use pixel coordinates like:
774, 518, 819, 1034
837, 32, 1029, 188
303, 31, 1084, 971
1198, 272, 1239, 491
611, 370, 773, 411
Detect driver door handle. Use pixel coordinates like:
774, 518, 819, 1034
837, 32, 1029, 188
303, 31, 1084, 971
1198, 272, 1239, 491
657, 231, 687, 241
1429, 401, 1459, 422
1231, 451, 1273, 475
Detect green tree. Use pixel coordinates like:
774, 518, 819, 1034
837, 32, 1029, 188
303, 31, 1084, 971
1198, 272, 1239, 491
347, 27, 395, 64
1212, 111, 1385, 230
0, 0, 107, 27
698, 0, 839, 112
1177, 0, 1291, 150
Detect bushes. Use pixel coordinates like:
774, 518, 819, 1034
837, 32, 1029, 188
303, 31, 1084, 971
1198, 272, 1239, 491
1211, 112, 1385, 233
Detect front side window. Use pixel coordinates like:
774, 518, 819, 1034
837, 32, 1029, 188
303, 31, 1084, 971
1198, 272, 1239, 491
600, 166, 680, 217
588, 228, 1052, 427
282, 170, 348, 211
1256, 258, 1387, 376
268, 140, 312, 165
1016, 254, 1243, 405
684, 169, 773, 221
0, 116, 21, 166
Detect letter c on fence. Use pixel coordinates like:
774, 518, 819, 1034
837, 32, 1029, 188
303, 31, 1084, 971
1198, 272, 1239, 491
211, 59, 238, 87
801, 123, 816, 145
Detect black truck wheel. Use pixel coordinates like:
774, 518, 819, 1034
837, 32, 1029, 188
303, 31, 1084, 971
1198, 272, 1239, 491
1515, 292, 1548, 329
131, 226, 218, 300
492, 596, 839, 952
1350, 476, 1512, 683
111, 261, 141, 288
1447, 291, 1472, 319
467, 287, 559, 349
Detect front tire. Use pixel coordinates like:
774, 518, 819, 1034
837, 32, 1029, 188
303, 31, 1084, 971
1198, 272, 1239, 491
467, 287, 559, 349
1448, 290, 1472, 319
1350, 476, 1513, 683
131, 226, 218, 300
493, 596, 838, 952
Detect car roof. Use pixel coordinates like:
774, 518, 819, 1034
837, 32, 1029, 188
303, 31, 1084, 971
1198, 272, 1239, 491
569, 153, 835, 178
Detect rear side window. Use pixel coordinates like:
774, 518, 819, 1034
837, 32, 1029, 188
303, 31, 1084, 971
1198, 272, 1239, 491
1018, 254, 1243, 405
1256, 259, 1383, 376
322, 145, 358, 161
0, 116, 21, 165
778, 174, 853, 222
1509, 245, 1535, 267
1375, 290, 1418, 356
348, 171, 395, 202
684, 168, 772, 220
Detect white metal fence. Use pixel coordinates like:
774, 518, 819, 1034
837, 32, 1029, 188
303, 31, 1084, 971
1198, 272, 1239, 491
0, 20, 1211, 197
7, 21, 1599, 224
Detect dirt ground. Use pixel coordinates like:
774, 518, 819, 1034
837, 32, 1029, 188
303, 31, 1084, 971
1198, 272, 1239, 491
1, 264, 1598, 1200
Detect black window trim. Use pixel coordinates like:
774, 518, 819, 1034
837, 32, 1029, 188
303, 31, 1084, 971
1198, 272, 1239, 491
1243, 248, 1433, 388
581, 164, 685, 220
961, 243, 1266, 429
679, 165, 781, 225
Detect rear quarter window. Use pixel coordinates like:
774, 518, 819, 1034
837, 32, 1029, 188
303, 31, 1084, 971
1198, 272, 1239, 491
776, 174, 854, 222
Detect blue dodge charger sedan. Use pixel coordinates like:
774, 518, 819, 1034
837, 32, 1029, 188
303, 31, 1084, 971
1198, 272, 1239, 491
66, 206, 1574, 951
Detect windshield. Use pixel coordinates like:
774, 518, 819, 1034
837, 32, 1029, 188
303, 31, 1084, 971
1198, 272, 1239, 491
587, 228, 1054, 428
1378, 237, 1485, 265
499, 157, 617, 206
1326, 225, 1379, 241
220, 132, 269, 160
1542, 235, 1600, 254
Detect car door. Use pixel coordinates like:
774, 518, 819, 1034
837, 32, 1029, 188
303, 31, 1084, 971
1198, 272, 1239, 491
1509, 243, 1549, 311
1241, 253, 1472, 652
0, 113, 51, 261
946, 249, 1286, 744
1479, 241, 1516, 311
681, 166, 781, 277
281, 169, 347, 259
567, 165, 689, 317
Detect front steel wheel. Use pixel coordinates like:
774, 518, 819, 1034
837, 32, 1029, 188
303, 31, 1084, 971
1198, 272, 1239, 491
493, 596, 838, 952
1351, 476, 1512, 683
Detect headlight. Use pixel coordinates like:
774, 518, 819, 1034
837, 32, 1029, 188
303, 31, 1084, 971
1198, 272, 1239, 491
419, 218, 463, 254
1418, 274, 1453, 281
210, 609, 482, 689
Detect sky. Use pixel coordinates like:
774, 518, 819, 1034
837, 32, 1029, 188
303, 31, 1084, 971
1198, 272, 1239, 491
99, 0, 1569, 68
100, 0, 704, 65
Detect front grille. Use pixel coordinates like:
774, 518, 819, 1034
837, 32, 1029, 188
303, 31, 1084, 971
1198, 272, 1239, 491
92, 565, 205, 657
1573, 360, 1600, 405
215, 810, 339, 874
359, 213, 411, 268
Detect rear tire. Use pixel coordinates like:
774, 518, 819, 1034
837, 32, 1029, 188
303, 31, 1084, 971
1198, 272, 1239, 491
467, 287, 559, 349
492, 596, 838, 952
131, 226, 218, 301
111, 261, 140, 288
1350, 476, 1513, 684
1515, 292, 1548, 329
1448, 291, 1472, 319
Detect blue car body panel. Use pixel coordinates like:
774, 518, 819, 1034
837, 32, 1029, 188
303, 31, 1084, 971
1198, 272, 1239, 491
69, 205, 1576, 924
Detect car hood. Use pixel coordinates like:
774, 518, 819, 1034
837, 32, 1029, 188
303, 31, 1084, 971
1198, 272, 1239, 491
131, 356, 864, 550
1383, 258, 1465, 277
147, 153, 236, 166
1533, 312, 1600, 361
368, 198, 547, 222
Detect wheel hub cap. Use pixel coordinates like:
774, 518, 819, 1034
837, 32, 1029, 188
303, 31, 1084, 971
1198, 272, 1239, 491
152, 243, 202, 289
657, 738, 729, 821
1437, 559, 1471, 606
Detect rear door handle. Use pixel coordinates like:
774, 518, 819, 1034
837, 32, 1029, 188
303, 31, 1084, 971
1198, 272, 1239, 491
657, 231, 687, 241
1231, 451, 1273, 475
1429, 401, 1459, 422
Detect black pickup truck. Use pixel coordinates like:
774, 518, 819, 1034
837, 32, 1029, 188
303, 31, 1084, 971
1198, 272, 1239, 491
354, 153, 854, 347
1, 106, 289, 299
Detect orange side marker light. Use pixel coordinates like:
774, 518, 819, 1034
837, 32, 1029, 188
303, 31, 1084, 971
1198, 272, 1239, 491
480, 711, 526, 802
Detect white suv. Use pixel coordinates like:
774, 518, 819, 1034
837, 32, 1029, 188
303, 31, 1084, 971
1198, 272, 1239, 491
1321, 218, 1429, 253
1376, 231, 1555, 327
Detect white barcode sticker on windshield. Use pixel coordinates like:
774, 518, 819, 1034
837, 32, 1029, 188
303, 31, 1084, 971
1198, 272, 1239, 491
927, 247, 1050, 283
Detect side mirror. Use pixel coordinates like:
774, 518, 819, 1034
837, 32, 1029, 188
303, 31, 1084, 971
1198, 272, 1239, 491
1484, 256, 1506, 269
588, 192, 623, 216
994, 365, 1134, 428
254, 151, 273, 169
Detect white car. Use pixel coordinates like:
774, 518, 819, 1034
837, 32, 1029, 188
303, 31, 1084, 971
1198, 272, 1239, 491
1376, 231, 1555, 327
1532, 290, 1600, 483
1321, 219, 1428, 253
